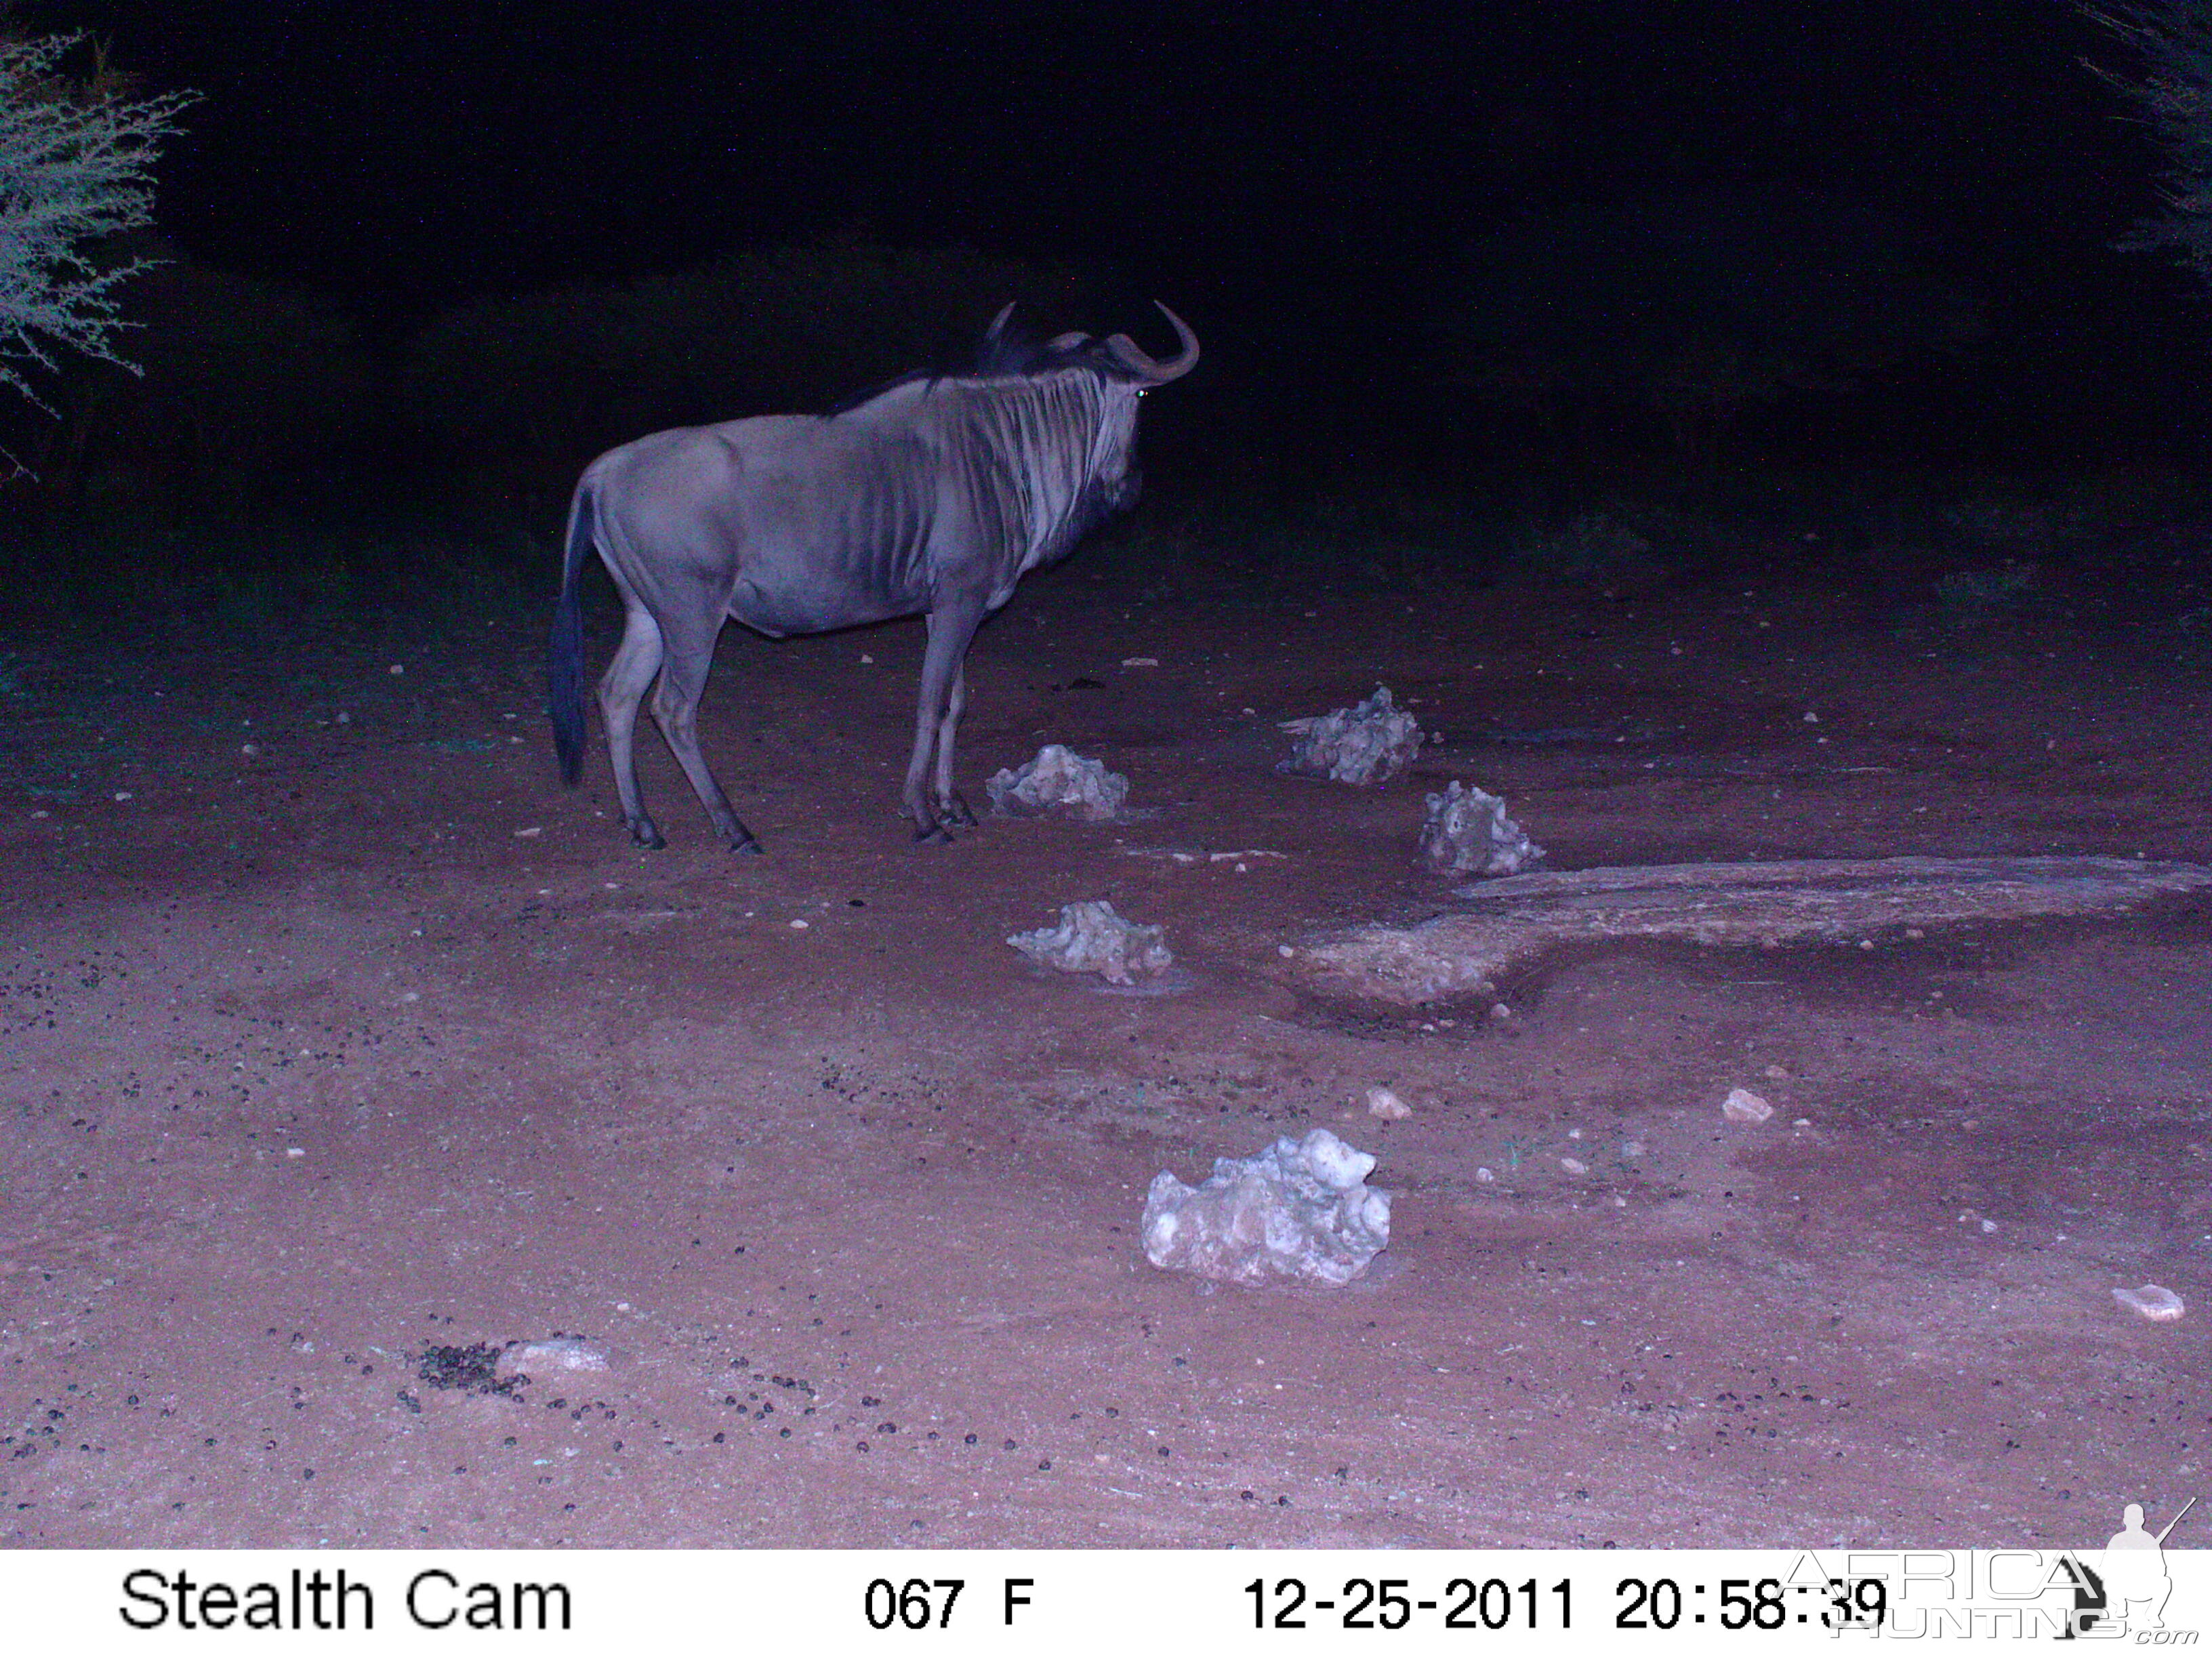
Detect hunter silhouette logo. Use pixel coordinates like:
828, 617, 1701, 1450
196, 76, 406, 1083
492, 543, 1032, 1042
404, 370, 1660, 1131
2104, 1497, 2194, 1633
2065, 1496, 2196, 1637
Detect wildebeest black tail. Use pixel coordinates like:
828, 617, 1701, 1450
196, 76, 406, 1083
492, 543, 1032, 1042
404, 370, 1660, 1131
549, 483, 594, 786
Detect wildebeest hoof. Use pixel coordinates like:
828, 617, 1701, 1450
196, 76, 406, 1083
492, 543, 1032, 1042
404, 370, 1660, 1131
631, 821, 668, 851
914, 823, 954, 846
730, 835, 765, 856
940, 794, 979, 829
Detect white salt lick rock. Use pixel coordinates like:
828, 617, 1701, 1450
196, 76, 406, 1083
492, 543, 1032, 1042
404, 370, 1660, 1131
1278, 687, 1423, 786
1007, 901, 1172, 985
1420, 781, 1544, 877
1142, 1128, 1393, 1287
986, 743, 1129, 821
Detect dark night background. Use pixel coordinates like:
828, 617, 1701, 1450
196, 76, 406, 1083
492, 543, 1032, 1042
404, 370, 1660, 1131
7, 0, 2211, 618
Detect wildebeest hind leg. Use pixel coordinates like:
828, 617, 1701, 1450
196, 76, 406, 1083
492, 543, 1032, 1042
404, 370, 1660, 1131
599, 602, 668, 849
932, 661, 978, 827
650, 617, 762, 854
904, 598, 985, 842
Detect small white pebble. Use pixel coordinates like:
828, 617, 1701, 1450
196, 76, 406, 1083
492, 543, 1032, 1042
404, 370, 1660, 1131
285, 1147, 305, 1158
1567, 1128, 1583, 1140
1723, 1087, 1774, 1124
401, 991, 420, 1002
1122, 657, 1160, 668
1559, 1156, 1589, 1176
241, 742, 259, 758
514, 826, 542, 838
1489, 1003, 1511, 1020
1794, 1118, 1811, 1128
1980, 1219, 1997, 1233
861, 654, 874, 664
1763, 1063, 1789, 1081
1277, 944, 1295, 958
1475, 1167, 1494, 1183
29, 809, 49, 819
790, 918, 810, 930
2113, 1284, 2185, 1323
1803, 710, 1819, 723
335, 712, 351, 724
1621, 1141, 1644, 1158
1364, 1086, 1412, 1122
1904, 926, 1924, 939
388, 664, 405, 675
113, 791, 132, 802
1858, 938, 1875, 950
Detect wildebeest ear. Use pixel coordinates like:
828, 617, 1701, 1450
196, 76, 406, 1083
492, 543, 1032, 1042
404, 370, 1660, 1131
1045, 331, 1090, 353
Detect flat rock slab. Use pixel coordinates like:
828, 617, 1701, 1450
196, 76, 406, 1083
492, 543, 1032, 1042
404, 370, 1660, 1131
1297, 855, 2212, 1006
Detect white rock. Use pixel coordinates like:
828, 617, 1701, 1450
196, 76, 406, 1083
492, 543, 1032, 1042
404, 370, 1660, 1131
1722, 1086, 1774, 1124
1142, 1128, 1392, 1287
497, 1336, 611, 1377
1419, 781, 1544, 877
1364, 1086, 1412, 1121
1475, 1166, 1495, 1183
987, 743, 1129, 821
1559, 1155, 1589, 1176
1277, 687, 1423, 786
2113, 1284, 2186, 1324
1008, 901, 1171, 985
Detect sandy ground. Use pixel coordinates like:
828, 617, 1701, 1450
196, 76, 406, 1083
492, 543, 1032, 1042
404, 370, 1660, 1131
1, 543, 2206, 1549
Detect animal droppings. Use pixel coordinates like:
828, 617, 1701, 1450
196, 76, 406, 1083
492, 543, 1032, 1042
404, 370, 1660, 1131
2112, 1284, 2186, 1324
1419, 781, 1545, 878
1142, 1128, 1393, 1287
1722, 1087, 1775, 1123
1364, 1086, 1412, 1121
986, 743, 1130, 821
1277, 687, 1423, 786
1007, 901, 1172, 985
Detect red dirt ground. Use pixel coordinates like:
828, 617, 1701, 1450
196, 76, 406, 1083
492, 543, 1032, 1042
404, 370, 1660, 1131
2, 548, 2206, 1549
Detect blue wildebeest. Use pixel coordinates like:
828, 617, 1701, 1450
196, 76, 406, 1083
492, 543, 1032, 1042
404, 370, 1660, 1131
548, 302, 1198, 851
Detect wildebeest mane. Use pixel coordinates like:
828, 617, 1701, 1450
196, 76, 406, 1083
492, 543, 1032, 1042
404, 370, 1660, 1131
820, 314, 1142, 419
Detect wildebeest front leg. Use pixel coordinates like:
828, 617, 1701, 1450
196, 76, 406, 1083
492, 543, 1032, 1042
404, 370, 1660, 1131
932, 661, 978, 827
903, 598, 985, 842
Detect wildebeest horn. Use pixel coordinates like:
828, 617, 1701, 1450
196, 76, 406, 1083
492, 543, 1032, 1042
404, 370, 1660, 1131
985, 302, 1016, 342
1103, 302, 1200, 383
